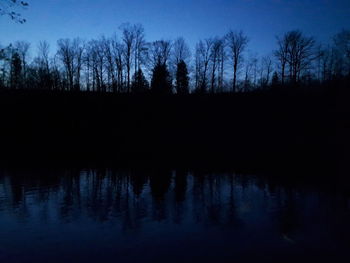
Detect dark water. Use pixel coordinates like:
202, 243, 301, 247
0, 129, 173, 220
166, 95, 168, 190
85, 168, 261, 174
0, 169, 349, 263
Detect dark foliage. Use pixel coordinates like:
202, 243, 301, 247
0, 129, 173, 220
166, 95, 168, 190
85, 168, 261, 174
175, 60, 189, 94
151, 62, 172, 94
131, 69, 149, 93
0, 79, 345, 174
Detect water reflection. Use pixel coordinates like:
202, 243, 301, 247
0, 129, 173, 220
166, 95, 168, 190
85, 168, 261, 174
0, 169, 349, 262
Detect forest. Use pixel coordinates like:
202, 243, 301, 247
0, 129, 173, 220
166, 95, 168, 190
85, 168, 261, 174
0, 23, 348, 169
0, 23, 349, 94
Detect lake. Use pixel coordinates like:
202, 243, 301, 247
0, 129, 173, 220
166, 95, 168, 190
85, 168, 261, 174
0, 168, 349, 262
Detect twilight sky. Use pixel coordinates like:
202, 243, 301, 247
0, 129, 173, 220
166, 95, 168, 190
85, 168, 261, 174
0, 0, 349, 57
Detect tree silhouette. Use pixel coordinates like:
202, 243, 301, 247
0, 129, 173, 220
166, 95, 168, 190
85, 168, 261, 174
333, 30, 350, 77
120, 23, 135, 93
195, 39, 213, 93
149, 40, 172, 68
57, 38, 85, 91
209, 38, 225, 93
151, 62, 172, 94
275, 30, 316, 85
14, 41, 30, 87
57, 39, 75, 91
133, 24, 147, 76
10, 51, 21, 89
226, 30, 249, 92
172, 37, 191, 65
0, 22, 348, 93
175, 60, 189, 95
0, 0, 28, 23
260, 55, 273, 87
275, 34, 289, 85
34, 41, 52, 90
271, 71, 280, 88
131, 68, 149, 93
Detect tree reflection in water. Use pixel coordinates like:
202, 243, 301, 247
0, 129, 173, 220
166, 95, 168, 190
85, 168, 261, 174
0, 168, 349, 262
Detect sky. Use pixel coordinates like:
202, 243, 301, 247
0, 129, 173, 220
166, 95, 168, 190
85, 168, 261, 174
0, 0, 349, 57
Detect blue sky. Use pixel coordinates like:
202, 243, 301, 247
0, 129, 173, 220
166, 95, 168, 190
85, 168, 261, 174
0, 0, 349, 57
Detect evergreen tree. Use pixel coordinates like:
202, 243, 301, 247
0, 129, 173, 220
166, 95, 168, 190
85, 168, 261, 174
151, 62, 172, 94
10, 52, 22, 89
131, 69, 149, 93
175, 60, 189, 94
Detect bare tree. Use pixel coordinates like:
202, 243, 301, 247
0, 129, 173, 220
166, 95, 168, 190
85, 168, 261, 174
209, 38, 223, 93
84, 41, 94, 91
217, 38, 226, 92
120, 23, 135, 93
73, 38, 85, 91
243, 55, 255, 92
92, 39, 105, 92
226, 30, 249, 92
251, 55, 258, 88
57, 39, 74, 91
275, 30, 316, 84
10, 51, 22, 89
317, 46, 334, 82
171, 37, 191, 82
14, 40, 30, 82
333, 30, 350, 76
36, 40, 52, 89
0, 44, 9, 88
288, 31, 315, 83
133, 24, 147, 75
173, 37, 191, 65
111, 37, 125, 92
57, 38, 85, 91
85, 39, 106, 92
149, 40, 172, 67
260, 55, 273, 87
274, 34, 289, 85
195, 39, 213, 93
0, 0, 28, 23
100, 37, 115, 92
38, 41, 50, 72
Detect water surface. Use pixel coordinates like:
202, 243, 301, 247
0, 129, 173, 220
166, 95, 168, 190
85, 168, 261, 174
0, 169, 349, 262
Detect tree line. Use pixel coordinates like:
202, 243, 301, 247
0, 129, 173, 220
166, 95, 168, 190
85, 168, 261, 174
0, 23, 349, 94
